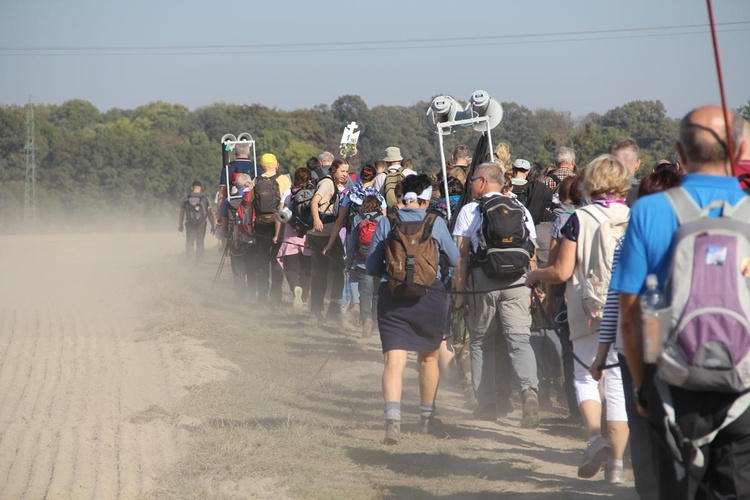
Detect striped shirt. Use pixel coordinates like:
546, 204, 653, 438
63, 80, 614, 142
599, 242, 622, 346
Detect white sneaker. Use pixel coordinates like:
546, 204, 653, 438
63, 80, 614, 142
605, 461, 625, 484
577, 435, 610, 478
293, 287, 304, 311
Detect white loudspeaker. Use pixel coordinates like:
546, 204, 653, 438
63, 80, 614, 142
425, 95, 465, 135
469, 90, 503, 131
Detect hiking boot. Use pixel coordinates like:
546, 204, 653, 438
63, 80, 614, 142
472, 400, 497, 422
293, 286, 304, 311
605, 461, 625, 484
384, 420, 400, 445
520, 389, 540, 428
362, 318, 373, 339
577, 436, 610, 478
420, 416, 443, 435
326, 307, 343, 326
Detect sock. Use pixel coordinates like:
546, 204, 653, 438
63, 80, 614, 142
611, 459, 624, 468
587, 435, 601, 446
420, 402, 435, 419
384, 401, 401, 422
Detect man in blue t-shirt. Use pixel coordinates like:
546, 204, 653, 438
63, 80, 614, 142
611, 106, 749, 499
217, 142, 257, 218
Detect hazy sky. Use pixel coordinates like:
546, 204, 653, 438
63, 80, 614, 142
1, 0, 748, 118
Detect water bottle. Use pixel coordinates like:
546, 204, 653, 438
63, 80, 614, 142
641, 274, 664, 363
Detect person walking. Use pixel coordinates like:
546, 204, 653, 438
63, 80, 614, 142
178, 181, 215, 260
526, 154, 631, 482
366, 174, 459, 444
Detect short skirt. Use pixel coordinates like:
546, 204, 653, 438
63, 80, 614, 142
377, 279, 448, 353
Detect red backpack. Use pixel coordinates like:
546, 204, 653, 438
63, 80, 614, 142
355, 214, 380, 262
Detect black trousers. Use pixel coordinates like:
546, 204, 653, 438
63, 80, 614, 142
306, 234, 344, 316
644, 376, 750, 500
253, 225, 282, 304
619, 354, 658, 500
185, 222, 207, 259
229, 242, 256, 299
282, 252, 311, 301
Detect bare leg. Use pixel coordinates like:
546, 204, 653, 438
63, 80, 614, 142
579, 400, 603, 438
607, 420, 629, 461
437, 340, 455, 380
382, 350, 408, 403
418, 349, 440, 406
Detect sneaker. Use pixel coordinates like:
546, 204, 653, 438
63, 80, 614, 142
384, 420, 400, 445
577, 436, 611, 478
520, 389, 540, 428
293, 286, 304, 311
362, 318, 373, 339
605, 461, 625, 484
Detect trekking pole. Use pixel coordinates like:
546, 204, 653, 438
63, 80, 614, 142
529, 287, 620, 372
211, 238, 231, 290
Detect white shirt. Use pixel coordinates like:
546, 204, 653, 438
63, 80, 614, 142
373, 165, 417, 192
452, 192, 537, 252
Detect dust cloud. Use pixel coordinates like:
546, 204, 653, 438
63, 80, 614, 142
0, 222, 232, 499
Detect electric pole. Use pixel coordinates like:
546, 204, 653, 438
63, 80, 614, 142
24, 97, 37, 228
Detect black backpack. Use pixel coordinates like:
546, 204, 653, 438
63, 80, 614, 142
473, 195, 535, 279
253, 174, 281, 225
290, 176, 339, 236
185, 193, 208, 226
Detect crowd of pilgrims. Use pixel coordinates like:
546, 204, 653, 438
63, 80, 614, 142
179, 138, 686, 492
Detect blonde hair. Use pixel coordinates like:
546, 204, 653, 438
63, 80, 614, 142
494, 142, 512, 172
583, 154, 631, 199
448, 166, 467, 184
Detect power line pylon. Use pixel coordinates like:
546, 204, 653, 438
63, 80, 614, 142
23, 97, 37, 228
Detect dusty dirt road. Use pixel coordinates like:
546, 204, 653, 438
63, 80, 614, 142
0, 233, 235, 499
0, 232, 638, 499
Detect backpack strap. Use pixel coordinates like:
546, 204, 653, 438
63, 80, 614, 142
723, 195, 750, 221
664, 187, 703, 225
578, 204, 609, 225
387, 212, 401, 232
420, 212, 439, 243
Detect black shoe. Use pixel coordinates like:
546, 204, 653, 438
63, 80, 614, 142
420, 416, 443, 435
472, 401, 497, 422
496, 396, 515, 417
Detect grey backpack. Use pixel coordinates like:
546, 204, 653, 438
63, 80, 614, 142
655, 187, 750, 471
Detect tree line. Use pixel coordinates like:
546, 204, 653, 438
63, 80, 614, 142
1, 96, 747, 231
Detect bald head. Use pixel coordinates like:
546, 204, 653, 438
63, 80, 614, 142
678, 106, 746, 174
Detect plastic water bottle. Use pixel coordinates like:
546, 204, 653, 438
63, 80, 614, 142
641, 274, 664, 363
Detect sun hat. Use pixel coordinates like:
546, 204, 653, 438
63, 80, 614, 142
383, 147, 403, 163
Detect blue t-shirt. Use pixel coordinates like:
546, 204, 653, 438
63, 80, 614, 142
610, 174, 748, 295
219, 159, 257, 186
365, 208, 459, 280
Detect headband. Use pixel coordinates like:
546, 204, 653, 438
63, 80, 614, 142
402, 186, 433, 204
